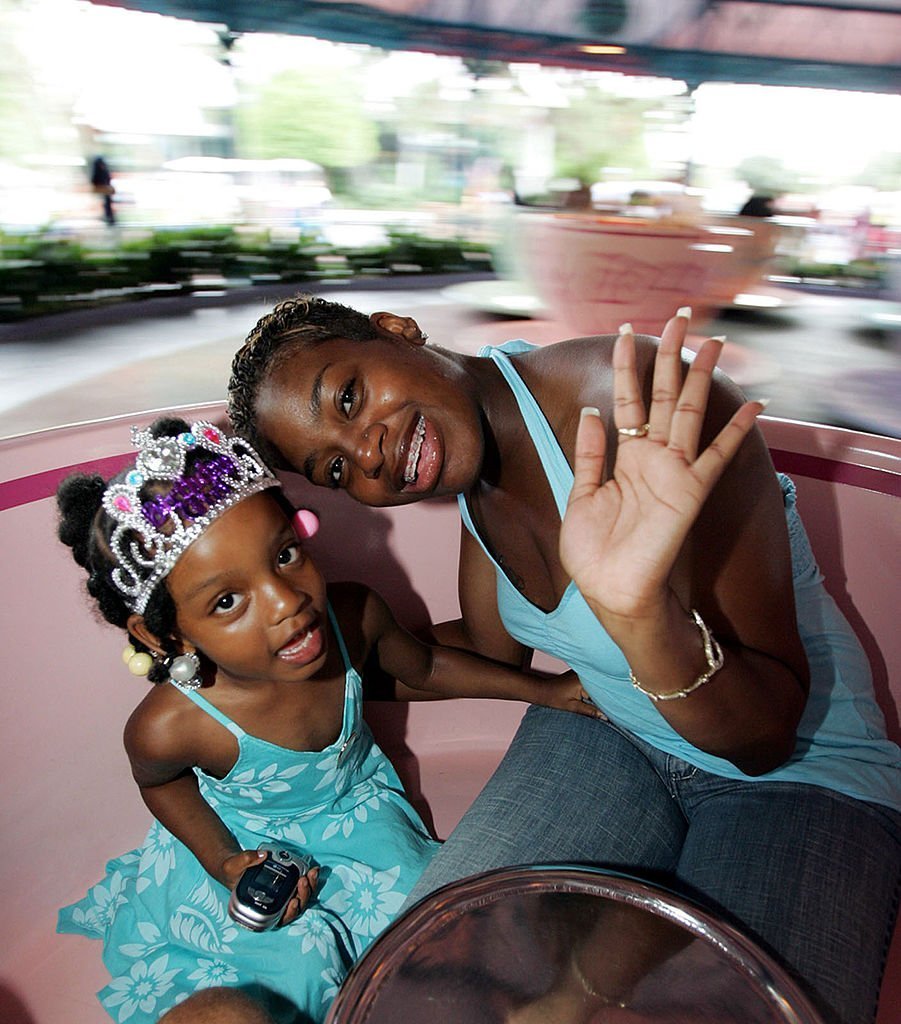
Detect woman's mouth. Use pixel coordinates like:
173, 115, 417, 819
277, 621, 325, 666
400, 414, 441, 494
404, 415, 426, 483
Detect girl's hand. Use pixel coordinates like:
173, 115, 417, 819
279, 864, 319, 927
222, 849, 320, 928
559, 312, 766, 628
535, 670, 607, 720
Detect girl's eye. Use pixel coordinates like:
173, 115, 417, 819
214, 592, 239, 613
278, 542, 302, 566
338, 379, 356, 417
327, 456, 345, 488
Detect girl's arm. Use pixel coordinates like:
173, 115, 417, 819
357, 585, 602, 718
124, 700, 316, 918
125, 702, 255, 888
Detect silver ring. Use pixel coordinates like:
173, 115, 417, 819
617, 423, 650, 438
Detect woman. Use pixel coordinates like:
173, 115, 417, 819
228, 296, 900, 1024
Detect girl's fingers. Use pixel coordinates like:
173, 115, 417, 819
669, 336, 725, 462
648, 308, 691, 441
568, 406, 607, 506
611, 324, 649, 432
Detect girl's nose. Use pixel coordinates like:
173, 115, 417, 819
354, 423, 385, 479
265, 575, 309, 622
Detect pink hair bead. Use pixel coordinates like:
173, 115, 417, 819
292, 509, 320, 539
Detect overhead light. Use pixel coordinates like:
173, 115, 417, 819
579, 45, 627, 55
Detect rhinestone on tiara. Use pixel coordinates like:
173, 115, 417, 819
102, 421, 281, 614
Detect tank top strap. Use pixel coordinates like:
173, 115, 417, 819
480, 341, 573, 519
170, 683, 244, 739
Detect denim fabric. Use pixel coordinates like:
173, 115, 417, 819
406, 706, 901, 1024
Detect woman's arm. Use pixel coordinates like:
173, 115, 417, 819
359, 585, 600, 717
560, 316, 807, 775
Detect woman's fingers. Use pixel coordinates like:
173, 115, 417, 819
668, 335, 725, 463
568, 406, 607, 506
648, 307, 691, 441
693, 399, 768, 489
611, 324, 649, 433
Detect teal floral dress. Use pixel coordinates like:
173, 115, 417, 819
58, 607, 438, 1023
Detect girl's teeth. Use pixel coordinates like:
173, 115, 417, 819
404, 416, 426, 483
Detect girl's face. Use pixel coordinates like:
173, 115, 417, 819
254, 333, 484, 507
166, 492, 328, 686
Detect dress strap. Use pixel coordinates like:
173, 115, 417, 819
327, 602, 352, 675
171, 683, 244, 738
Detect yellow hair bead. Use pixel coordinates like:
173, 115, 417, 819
127, 651, 153, 677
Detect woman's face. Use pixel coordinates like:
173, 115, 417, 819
254, 333, 485, 507
166, 492, 329, 686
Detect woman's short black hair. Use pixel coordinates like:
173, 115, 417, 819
227, 295, 377, 459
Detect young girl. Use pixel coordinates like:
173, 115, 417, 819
56, 417, 597, 1024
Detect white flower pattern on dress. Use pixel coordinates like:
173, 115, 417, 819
321, 771, 392, 841
231, 762, 307, 804
186, 958, 240, 989
137, 827, 177, 891
103, 954, 180, 1022
170, 877, 238, 952
317, 942, 347, 1009
118, 922, 165, 960
70, 870, 128, 933
327, 863, 405, 937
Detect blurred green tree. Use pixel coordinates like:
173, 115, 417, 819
551, 86, 654, 185
235, 68, 378, 194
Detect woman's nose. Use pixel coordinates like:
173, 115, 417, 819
354, 423, 385, 479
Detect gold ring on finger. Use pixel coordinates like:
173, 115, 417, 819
617, 423, 650, 438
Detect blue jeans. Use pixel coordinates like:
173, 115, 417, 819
405, 706, 901, 1024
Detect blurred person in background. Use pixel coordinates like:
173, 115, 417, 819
90, 155, 116, 226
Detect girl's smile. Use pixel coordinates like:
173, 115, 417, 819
276, 617, 325, 666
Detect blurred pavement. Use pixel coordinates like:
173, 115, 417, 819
1, 276, 899, 440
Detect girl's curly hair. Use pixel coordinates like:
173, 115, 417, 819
57, 416, 196, 683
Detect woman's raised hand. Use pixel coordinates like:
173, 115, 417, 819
559, 311, 766, 628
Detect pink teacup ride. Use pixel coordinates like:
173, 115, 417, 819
510, 209, 782, 388
2, 409, 898, 1023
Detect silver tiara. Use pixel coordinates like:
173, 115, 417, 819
102, 422, 281, 614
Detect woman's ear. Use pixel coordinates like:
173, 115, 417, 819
369, 311, 427, 346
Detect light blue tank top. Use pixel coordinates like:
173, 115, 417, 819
458, 341, 901, 811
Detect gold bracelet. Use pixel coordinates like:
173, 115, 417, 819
630, 609, 724, 702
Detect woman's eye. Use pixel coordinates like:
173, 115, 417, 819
327, 456, 345, 488
278, 542, 302, 566
339, 380, 356, 417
